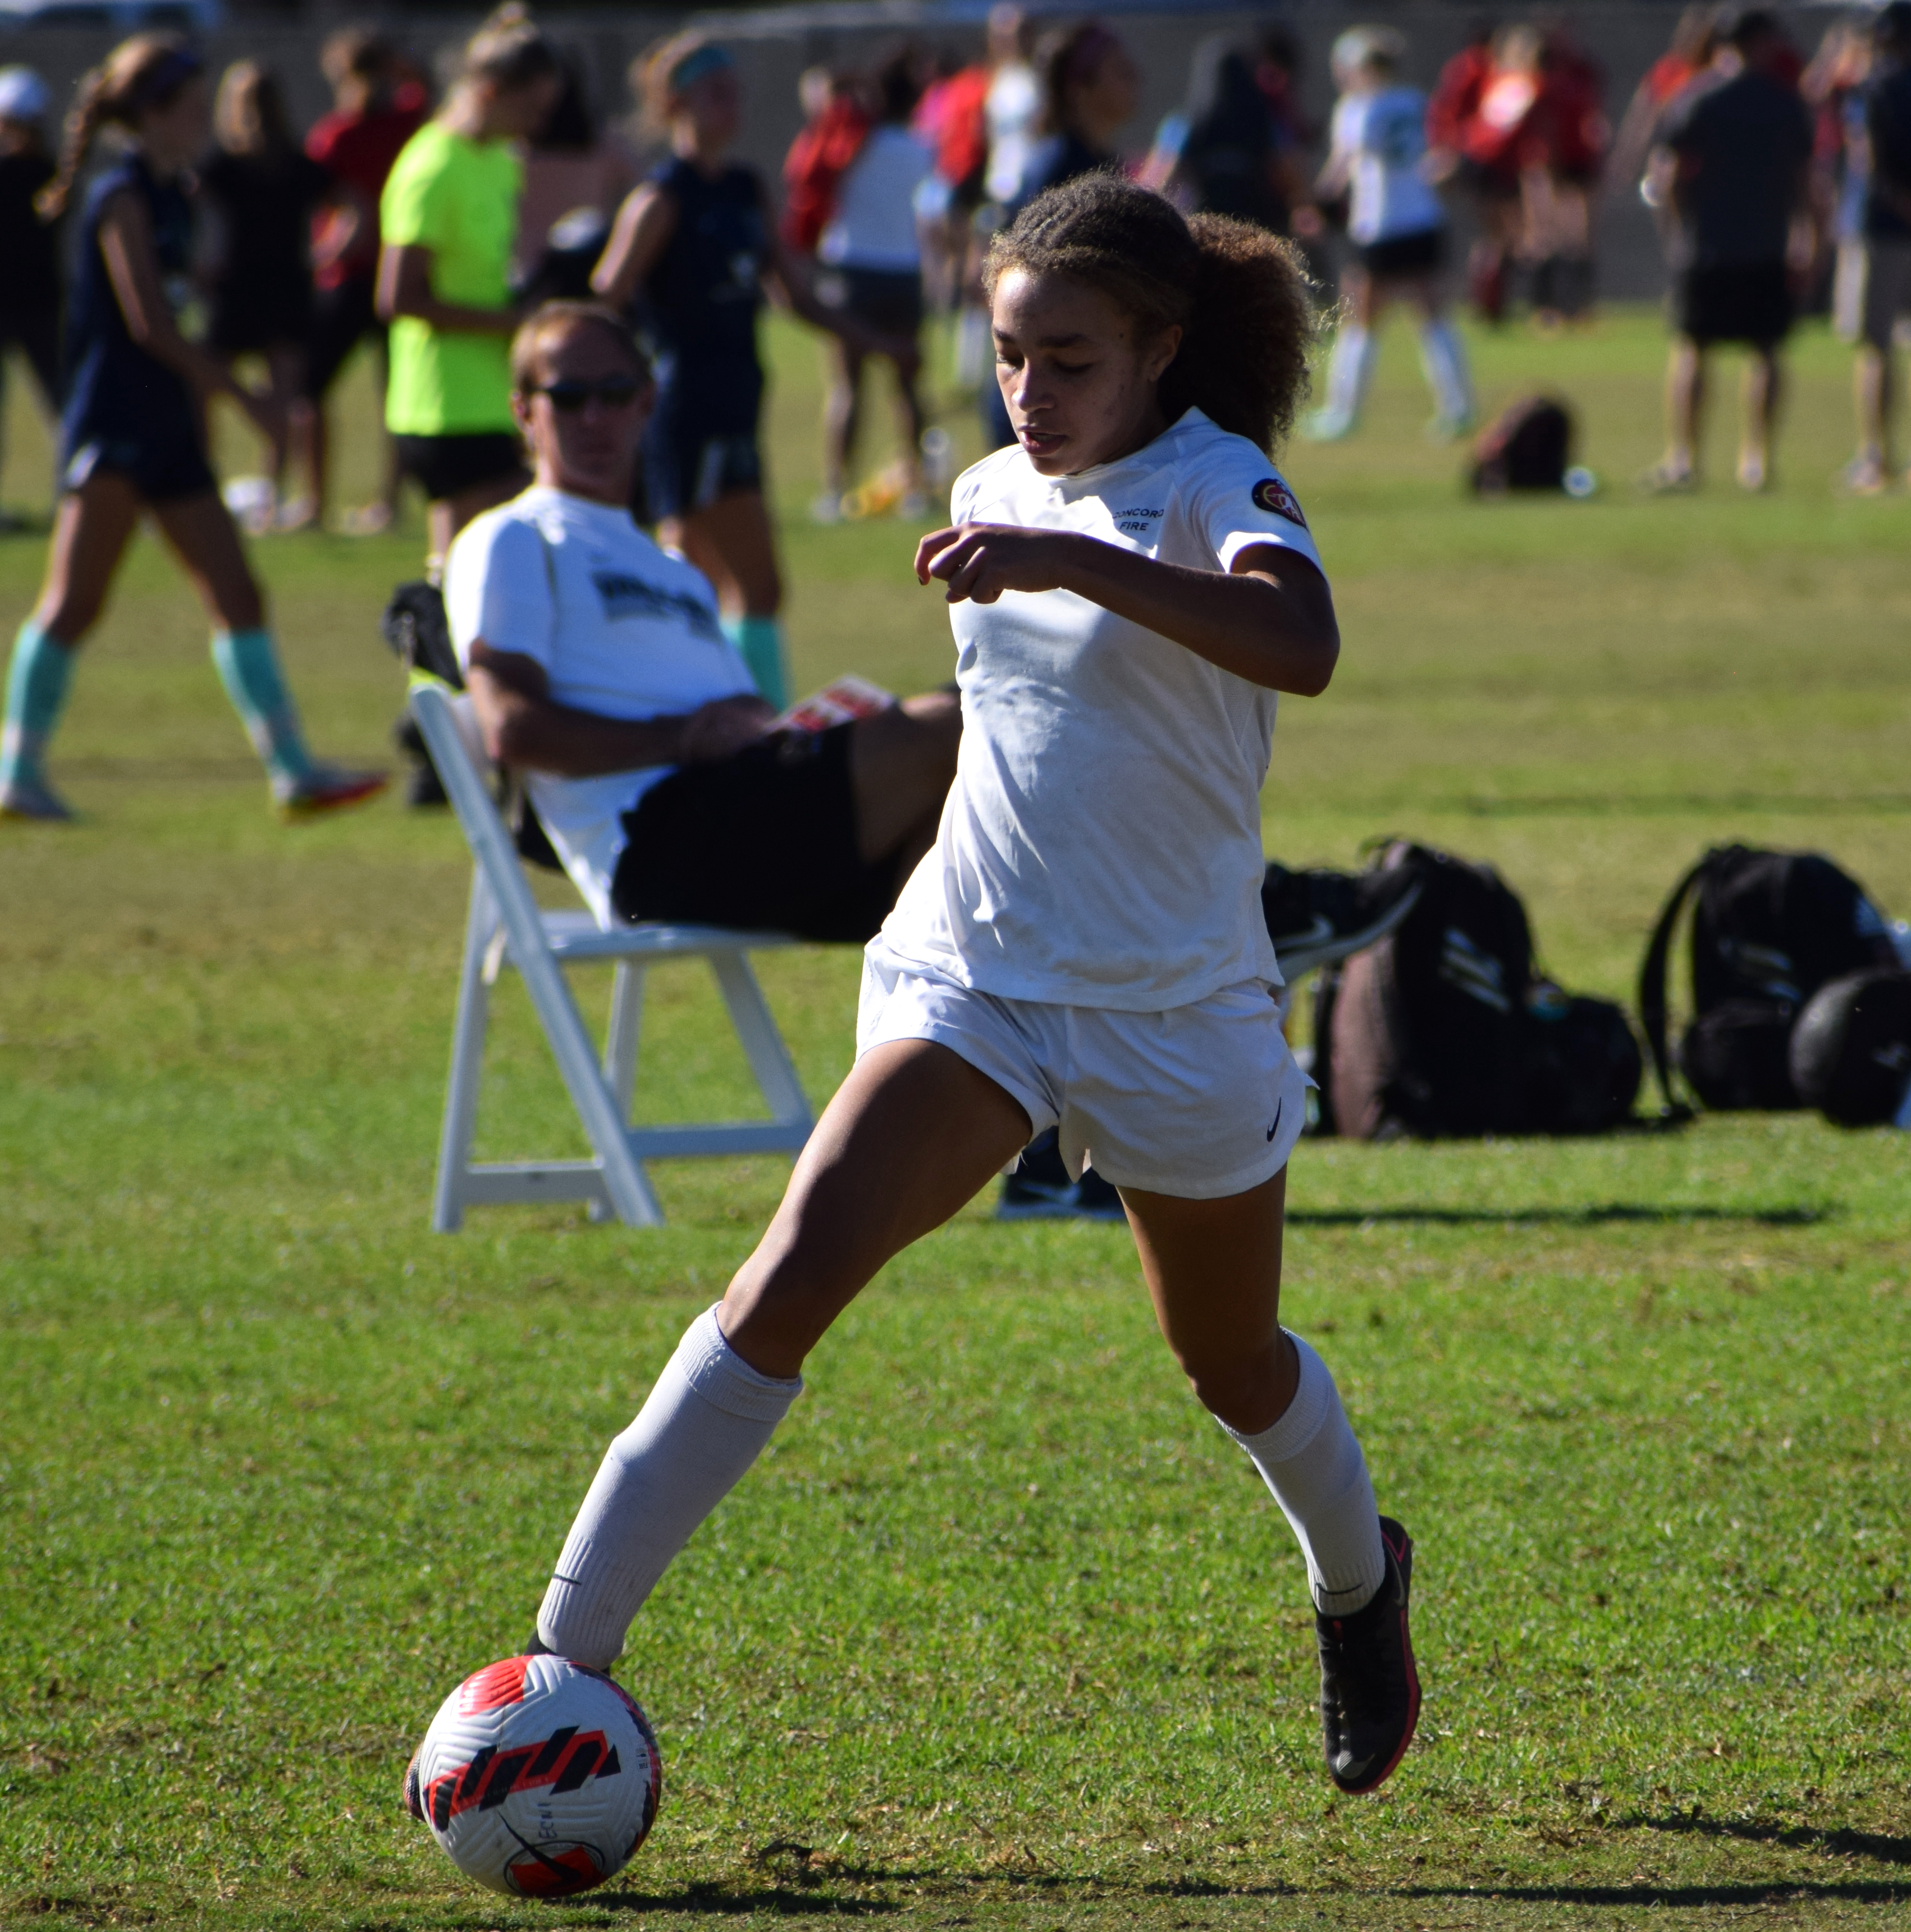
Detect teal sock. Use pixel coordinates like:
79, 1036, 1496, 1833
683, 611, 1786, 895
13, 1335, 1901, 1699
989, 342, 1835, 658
210, 628, 314, 795
0, 621, 76, 791
723, 615, 790, 711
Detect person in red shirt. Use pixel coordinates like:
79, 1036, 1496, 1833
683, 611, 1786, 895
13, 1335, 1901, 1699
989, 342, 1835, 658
1425, 22, 1523, 321
300, 28, 427, 533
1528, 28, 1608, 324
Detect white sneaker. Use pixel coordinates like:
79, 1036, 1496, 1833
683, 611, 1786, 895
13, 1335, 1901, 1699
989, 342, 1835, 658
810, 490, 844, 525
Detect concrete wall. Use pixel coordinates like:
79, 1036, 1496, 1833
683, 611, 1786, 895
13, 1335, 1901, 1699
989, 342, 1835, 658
0, 4, 1838, 300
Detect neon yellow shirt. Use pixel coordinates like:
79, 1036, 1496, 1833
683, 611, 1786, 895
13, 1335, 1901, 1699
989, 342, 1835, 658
380, 122, 521, 435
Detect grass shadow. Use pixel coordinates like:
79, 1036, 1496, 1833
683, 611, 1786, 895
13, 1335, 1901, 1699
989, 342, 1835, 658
1286, 1203, 1826, 1228
1405, 1881, 1911, 1906
1632, 1811, 1911, 1867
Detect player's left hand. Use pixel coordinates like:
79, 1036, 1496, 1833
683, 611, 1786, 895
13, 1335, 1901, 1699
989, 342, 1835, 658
915, 523, 1082, 605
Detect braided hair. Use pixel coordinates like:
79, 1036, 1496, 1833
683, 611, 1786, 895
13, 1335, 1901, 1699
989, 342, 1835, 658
983, 173, 1316, 454
38, 33, 202, 221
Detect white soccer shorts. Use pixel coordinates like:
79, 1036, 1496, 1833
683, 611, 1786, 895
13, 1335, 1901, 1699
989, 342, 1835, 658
856, 956, 1311, 1200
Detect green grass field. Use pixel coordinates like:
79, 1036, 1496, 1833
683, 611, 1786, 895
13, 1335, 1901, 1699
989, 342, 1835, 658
2, 308, 1909, 1932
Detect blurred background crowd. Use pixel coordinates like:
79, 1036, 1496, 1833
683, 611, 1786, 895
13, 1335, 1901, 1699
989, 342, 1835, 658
0, 0, 1906, 551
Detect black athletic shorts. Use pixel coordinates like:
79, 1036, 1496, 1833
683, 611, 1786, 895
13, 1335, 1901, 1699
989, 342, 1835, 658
1674, 262, 1793, 346
393, 431, 526, 503
60, 431, 217, 504
1355, 227, 1445, 278
305, 273, 384, 400
610, 720, 898, 944
638, 419, 763, 525
822, 264, 925, 339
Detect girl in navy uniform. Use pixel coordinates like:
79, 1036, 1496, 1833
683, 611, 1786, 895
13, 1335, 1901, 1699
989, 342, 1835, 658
0, 35, 381, 822
593, 35, 904, 709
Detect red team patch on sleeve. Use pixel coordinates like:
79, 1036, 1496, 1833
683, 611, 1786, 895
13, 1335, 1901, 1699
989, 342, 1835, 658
1251, 477, 1307, 528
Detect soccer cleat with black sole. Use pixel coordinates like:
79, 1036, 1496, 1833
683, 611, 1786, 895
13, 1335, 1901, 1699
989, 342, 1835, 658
1315, 1515, 1420, 1794
402, 1742, 424, 1821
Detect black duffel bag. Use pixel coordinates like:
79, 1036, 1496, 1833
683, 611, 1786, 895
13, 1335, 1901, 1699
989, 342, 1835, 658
1789, 969, 1911, 1127
1637, 845, 1900, 1116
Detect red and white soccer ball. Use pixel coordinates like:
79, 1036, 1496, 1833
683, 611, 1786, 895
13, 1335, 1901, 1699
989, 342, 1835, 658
412, 1654, 662, 1898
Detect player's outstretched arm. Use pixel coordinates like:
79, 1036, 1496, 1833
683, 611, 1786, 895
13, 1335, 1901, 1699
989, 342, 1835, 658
915, 525, 1339, 697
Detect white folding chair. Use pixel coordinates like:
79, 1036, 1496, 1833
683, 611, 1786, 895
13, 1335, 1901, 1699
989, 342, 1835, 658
410, 680, 814, 1231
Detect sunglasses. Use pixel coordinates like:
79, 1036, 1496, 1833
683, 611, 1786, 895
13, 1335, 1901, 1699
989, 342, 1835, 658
531, 377, 646, 413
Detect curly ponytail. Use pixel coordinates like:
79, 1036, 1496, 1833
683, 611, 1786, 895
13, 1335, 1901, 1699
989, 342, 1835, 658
983, 173, 1317, 454
36, 33, 202, 221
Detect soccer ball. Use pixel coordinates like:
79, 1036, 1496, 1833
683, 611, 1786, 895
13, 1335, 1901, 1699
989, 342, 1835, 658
410, 1654, 662, 1898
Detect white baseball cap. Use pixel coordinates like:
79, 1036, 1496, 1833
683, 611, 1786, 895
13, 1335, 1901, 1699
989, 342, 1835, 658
0, 67, 50, 122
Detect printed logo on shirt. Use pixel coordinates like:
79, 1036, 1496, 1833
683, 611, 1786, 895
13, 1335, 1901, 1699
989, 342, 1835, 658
1251, 477, 1308, 528
592, 571, 723, 640
1111, 505, 1164, 538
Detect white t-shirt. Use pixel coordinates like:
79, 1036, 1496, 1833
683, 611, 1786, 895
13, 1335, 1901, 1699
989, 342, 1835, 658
985, 61, 1042, 202
1331, 88, 1445, 244
445, 486, 757, 924
871, 408, 1325, 1012
819, 125, 933, 271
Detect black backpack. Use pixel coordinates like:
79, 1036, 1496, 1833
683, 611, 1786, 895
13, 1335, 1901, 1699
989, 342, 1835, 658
1789, 969, 1911, 1127
1314, 840, 1639, 1139
1470, 396, 1572, 495
1637, 846, 1899, 1115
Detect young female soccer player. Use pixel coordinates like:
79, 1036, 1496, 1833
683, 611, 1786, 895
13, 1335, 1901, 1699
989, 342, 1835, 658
479, 175, 1419, 1798
0, 36, 382, 823
592, 34, 906, 709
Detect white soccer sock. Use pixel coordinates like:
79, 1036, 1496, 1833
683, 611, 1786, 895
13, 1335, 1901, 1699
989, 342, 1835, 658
537, 1305, 801, 1669
1220, 1331, 1387, 1616
1324, 323, 1378, 424
1418, 317, 1475, 424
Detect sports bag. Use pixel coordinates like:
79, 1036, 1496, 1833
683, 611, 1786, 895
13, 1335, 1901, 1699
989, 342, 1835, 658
1470, 395, 1572, 495
1314, 840, 1639, 1139
1637, 845, 1899, 1115
1789, 969, 1911, 1128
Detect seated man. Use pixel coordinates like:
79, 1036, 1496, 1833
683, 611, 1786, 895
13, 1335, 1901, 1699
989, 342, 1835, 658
446, 299, 960, 938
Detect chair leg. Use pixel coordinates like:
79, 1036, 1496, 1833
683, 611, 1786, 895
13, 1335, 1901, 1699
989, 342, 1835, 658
604, 960, 647, 1120
591, 962, 648, 1224
432, 872, 497, 1233
710, 950, 813, 1134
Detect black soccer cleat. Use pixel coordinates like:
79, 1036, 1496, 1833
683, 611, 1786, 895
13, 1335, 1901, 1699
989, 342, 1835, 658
996, 1128, 1126, 1222
402, 1742, 425, 1821
1260, 863, 1423, 980
1315, 1516, 1420, 1794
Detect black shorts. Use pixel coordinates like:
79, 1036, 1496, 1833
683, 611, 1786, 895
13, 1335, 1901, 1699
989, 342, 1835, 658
821, 264, 925, 339
638, 418, 763, 525
610, 721, 898, 944
305, 273, 384, 400
1355, 228, 1445, 278
393, 431, 525, 504
60, 431, 217, 504
1674, 262, 1793, 346
1456, 158, 1521, 205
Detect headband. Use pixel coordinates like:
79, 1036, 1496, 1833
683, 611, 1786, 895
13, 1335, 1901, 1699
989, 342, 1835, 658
667, 43, 733, 95
131, 45, 203, 109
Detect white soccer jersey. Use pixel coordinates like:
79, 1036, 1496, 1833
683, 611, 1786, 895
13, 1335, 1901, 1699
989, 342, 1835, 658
872, 408, 1325, 1012
445, 486, 757, 923
1331, 87, 1445, 244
